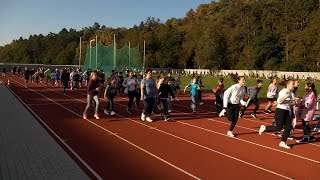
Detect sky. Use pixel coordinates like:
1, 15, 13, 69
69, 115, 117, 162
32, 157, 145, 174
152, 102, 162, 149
0, 0, 213, 46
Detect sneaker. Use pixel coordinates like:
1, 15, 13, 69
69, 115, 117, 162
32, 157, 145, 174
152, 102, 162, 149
251, 113, 257, 119
263, 110, 270, 114
141, 113, 146, 121
297, 136, 309, 143
239, 112, 243, 118
273, 132, 282, 137
104, 110, 109, 115
287, 135, 294, 140
199, 102, 204, 105
259, 125, 266, 135
309, 135, 316, 142
110, 111, 116, 116
146, 117, 153, 122
83, 113, 88, 120
267, 109, 272, 113
157, 105, 162, 110
94, 113, 99, 120
279, 141, 291, 149
219, 109, 226, 117
168, 109, 172, 113
227, 131, 235, 137
175, 97, 179, 101
314, 128, 320, 132
126, 107, 132, 114
164, 117, 170, 121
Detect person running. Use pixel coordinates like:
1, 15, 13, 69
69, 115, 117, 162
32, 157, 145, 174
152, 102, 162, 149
296, 82, 317, 143
259, 79, 295, 149
23, 67, 31, 88
167, 77, 175, 113
197, 75, 204, 105
83, 71, 101, 120
60, 69, 70, 94
44, 68, 51, 87
123, 70, 139, 114
264, 77, 278, 114
32, 70, 40, 86
174, 73, 181, 101
239, 79, 263, 119
50, 70, 56, 87
212, 77, 224, 114
141, 69, 157, 122
158, 77, 175, 121
221, 74, 246, 137
104, 77, 117, 116
12, 66, 16, 76
184, 77, 201, 115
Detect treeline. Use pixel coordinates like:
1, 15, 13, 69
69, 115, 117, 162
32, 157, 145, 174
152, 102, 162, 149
1, 0, 320, 71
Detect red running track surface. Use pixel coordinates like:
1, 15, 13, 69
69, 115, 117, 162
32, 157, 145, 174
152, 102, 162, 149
1, 75, 320, 179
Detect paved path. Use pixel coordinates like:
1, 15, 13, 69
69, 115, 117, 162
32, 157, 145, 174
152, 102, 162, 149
0, 80, 89, 179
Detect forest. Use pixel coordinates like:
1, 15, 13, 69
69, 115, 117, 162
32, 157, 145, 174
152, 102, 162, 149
0, 0, 320, 71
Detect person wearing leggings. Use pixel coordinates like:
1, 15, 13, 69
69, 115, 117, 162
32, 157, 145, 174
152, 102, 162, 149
296, 82, 317, 143
259, 79, 295, 149
83, 71, 101, 120
223, 74, 246, 137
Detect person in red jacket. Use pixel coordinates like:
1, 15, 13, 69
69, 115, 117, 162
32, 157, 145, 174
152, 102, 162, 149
83, 71, 101, 120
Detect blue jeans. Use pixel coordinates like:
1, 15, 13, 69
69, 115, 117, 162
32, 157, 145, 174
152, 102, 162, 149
190, 95, 197, 112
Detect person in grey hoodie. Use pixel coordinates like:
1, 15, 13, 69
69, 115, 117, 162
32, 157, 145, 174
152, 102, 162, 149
239, 80, 263, 119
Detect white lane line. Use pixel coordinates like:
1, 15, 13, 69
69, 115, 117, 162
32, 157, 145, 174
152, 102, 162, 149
8, 77, 201, 180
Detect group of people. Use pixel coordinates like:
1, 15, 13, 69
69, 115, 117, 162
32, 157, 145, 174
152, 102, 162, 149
5, 66, 320, 150
217, 74, 319, 149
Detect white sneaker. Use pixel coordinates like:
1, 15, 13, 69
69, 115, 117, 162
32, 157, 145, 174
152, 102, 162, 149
104, 110, 109, 115
259, 125, 266, 135
141, 113, 146, 121
146, 117, 153, 122
168, 109, 172, 113
175, 97, 179, 101
199, 102, 204, 105
279, 141, 291, 149
110, 111, 116, 115
219, 109, 226, 117
227, 131, 234, 137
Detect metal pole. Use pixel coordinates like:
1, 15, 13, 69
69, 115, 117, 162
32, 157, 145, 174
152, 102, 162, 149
143, 40, 145, 77
96, 35, 98, 70
79, 37, 81, 70
129, 41, 131, 70
90, 39, 95, 69
114, 34, 116, 70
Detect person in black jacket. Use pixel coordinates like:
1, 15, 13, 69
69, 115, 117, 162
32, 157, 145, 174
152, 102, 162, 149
60, 69, 70, 94
158, 77, 175, 121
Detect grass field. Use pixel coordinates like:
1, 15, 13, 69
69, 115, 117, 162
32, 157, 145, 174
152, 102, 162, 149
179, 75, 318, 99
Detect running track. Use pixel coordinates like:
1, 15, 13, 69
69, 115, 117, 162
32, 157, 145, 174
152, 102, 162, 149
1, 75, 320, 179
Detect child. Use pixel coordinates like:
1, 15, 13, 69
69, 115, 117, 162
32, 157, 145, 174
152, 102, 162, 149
167, 77, 175, 113
83, 71, 101, 120
259, 79, 295, 149
197, 76, 204, 105
184, 77, 200, 115
104, 78, 117, 116
222, 74, 247, 137
158, 77, 175, 121
296, 82, 317, 143
174, 74, 181, 101
264, 77, 278, 114
212, 77, 224, 114
239, 79, 263, 119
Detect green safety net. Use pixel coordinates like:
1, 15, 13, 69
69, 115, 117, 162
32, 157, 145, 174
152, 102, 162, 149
83, 42, 142, 76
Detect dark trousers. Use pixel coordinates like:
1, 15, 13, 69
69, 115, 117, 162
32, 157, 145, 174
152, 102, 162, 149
136, 89, 141, 108
227, 103, 240, 131
241, 98, 259, 114
301, 119, 311, 135
198, 90, 202, 102
215, 94, 223, 113
143, 98, 155, 117
266, 108, 292, 142
127, 90, 136, 110
107, 96, 114, 111
160, 98, 169, 118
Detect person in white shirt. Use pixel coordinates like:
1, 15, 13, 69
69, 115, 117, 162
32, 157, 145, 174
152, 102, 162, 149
259, 79, 295, 149
222, 74, 246, 137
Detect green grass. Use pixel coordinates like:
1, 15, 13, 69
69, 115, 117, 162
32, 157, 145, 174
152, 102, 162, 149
179, 76, 318, 99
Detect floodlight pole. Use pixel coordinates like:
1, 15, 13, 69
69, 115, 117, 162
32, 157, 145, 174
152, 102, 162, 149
95, 35, 98, 70
89, 39, 95, 69
129, 41, 131, 70
79, 37, 81, 70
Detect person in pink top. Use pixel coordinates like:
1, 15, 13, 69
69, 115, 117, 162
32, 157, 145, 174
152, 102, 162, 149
296, 82, 317, 143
